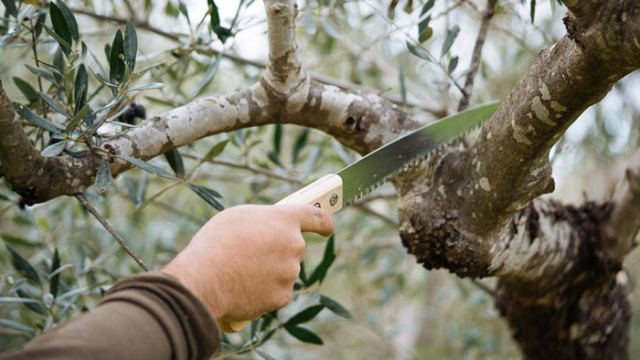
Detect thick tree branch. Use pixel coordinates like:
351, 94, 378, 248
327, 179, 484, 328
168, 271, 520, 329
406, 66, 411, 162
3, 1, 640, 356
562, 1, 599, 22
5, 0, 639, 283
397, 0, 640, 278
392, 3, 640, 357
72, 6, 440, 115
0, 1, 419, 204
0, 82, 101, 204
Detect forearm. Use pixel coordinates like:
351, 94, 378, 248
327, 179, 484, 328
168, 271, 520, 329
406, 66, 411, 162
0, 273, 219, 360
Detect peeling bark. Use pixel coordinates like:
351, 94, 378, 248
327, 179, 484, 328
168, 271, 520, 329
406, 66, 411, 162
396, 2, 640, 277
2, 0, 640, 357
394, 2, 640, 357
0, 0, 420, 205
496, 201, 629, 360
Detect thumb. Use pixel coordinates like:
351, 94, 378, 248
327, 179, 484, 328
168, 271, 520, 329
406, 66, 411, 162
278, 204, 334, 236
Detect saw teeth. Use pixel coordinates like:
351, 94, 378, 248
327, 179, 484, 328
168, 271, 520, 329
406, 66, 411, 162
351, 179, 387, 203
344, 118, 487, 206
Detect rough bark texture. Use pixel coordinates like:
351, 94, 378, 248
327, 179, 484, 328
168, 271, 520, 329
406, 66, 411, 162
2, 0, 640, 358
393, 2, 640, 358
496, 201, 630, 359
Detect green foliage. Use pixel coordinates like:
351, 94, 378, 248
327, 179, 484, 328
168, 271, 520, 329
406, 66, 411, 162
1, 0, 17, 18
13, 103, 62, 134
207, 0, 231, 43
448, 56, 459, 74
186, 184, 224, 211
418, 0, 435, 43
48, 3, 71, 54
164, 148, 185, 178
119, 155, 178, 180
124, 21, 138, 73
95, 159, 112, 194
12, 77, 38, 103
285, 305, 324, 327
74, 65, 88, 115
284, 324, 324, 345
440, 25, 460, 58
292, 129, 309, 165
49, 249, 61, 298
6, 245, 40, 285
202, 139, 229, 163
0, 0, 630, 358
54, 1, 79, 43
268, 124, 283, 166
41, 141, 66, 157
319, 295, 352, 319
119, 155, 225, 211
304, 235, 336, 286
109, 30, 126, 83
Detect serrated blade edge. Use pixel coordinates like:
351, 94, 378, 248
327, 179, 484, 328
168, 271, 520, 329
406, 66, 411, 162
337, 102, 499, 206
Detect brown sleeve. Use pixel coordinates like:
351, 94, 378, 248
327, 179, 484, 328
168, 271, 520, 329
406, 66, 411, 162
0, 273, 220, 360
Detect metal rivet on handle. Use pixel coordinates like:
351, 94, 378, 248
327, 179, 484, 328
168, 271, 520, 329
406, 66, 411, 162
330, 193, 339, 206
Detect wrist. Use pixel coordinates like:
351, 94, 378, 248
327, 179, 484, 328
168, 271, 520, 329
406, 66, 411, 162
162, 256, 227, 321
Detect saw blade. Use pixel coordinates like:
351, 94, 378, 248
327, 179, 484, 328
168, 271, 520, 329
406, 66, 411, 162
337, 102, 499, 205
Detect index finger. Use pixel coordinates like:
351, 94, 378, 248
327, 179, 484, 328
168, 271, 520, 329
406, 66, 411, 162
278, 204, 334, 236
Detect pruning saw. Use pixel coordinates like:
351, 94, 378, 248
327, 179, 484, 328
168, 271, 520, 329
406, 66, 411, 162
221, 101, 499, 332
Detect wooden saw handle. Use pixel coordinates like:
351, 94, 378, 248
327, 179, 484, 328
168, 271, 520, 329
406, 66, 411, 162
219, 174, 343, 333
276, 174, 344, 213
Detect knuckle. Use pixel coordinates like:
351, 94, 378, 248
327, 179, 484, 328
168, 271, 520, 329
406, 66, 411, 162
291, 235, 305, 253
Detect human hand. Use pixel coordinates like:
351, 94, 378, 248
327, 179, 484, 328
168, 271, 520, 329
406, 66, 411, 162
162, 204, 334, 332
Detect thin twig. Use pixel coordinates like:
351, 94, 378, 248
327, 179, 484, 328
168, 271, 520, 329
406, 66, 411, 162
311, 73, 445, 115
180, 151, 302, 184
489, 23, 539, 56
122, 0, 136, 21
114, 188, 205, 225
75, 194, 149, 271
458, 0, 498, 111
153, 199, 206, 225
352, 203, 398, 227
28, 18, 46, 118
71, 7, 182, 41
470, 278, 496, 297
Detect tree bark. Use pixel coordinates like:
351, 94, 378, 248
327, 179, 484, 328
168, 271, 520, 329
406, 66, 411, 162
394, 2, 640, 358
1, 0, 640, 358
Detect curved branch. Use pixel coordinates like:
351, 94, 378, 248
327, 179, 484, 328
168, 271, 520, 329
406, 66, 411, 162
0, 0, 419, 204
71, 6, 440, 115
0, 82, 101, 204
397, 0, 640, 278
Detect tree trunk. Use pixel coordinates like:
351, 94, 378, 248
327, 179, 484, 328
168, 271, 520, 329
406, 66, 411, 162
495, 201, 630, 359
1, 1, 640, 357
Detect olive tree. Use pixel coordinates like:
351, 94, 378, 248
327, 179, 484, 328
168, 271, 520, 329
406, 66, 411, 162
1, 0, 640, 358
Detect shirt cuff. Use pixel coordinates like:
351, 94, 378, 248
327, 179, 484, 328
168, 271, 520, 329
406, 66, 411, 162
102, 272, 220, 359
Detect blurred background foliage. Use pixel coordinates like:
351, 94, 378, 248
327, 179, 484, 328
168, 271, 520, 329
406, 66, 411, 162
0, 0, 639, 358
